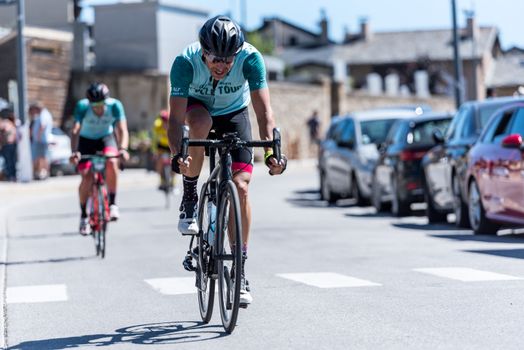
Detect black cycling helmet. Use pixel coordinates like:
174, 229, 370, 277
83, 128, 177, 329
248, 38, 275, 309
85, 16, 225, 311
86, 82, 109, 103
199, 16, 244, 57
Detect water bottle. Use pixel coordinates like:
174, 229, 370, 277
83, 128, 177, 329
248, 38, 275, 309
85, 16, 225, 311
207, 201, 217, 244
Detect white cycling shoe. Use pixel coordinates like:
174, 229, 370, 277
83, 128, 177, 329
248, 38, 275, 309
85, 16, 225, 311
109, 204, 120, 221
79, 217, 91, 236
178, 201, 199, 235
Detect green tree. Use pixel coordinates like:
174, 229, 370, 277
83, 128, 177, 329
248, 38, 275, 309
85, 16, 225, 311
246, 32, 274, 55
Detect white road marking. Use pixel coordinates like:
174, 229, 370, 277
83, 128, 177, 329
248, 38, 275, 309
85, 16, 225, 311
145, 277, 197, 295
277, 272, 381, 288
7, 284, 68, 304
413, 267, 523, 282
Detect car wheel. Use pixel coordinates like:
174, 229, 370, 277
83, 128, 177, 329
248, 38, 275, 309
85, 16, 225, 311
424, 176, 447, 223
320, 171, 337, 205
351, 173, 369, 207
452, 175, 470, 228
468, 180, 500, 235
391, 177, 410, 217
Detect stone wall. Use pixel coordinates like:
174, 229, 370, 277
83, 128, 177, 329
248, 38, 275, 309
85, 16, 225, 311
248, 81, 331, 160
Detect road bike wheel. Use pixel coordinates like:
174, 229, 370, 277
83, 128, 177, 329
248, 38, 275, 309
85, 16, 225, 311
196, 182, 215, 323
217, 180, 242, 334
90, 186, 101, 256
163, 165, 173, 209
97, 183, 108, 259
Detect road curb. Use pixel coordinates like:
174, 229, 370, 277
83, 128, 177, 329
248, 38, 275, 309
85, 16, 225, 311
1, 206, 8, 350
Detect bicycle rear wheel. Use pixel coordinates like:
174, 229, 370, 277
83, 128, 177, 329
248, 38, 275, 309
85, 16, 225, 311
217, 180, 242, 334
196, 181, 215, 323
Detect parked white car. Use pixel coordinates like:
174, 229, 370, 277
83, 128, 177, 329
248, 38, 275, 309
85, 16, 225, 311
48, 127, 76, 176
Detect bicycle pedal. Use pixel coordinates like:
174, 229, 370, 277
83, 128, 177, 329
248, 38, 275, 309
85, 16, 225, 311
182, 256, 196, 272
239, 303, 249, 309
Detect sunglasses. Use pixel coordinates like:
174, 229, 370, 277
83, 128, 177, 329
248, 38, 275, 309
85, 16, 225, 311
90, 102, 105, 108
205, 51, 235, 64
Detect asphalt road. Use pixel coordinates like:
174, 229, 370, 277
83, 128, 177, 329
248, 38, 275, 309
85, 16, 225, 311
2, 161, 524, 349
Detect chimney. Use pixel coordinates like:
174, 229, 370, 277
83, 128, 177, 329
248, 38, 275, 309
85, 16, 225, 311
319, 9, 329, 44
465, 12, 479, 39
360, 17, 372, 41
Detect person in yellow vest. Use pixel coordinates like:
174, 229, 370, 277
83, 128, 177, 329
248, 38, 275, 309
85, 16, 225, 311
151, 110, 176, 190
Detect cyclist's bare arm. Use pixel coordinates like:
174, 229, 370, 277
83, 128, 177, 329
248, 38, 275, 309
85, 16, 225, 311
251, 87, 276, 144
70, 121, 82, 164
168, 96, 188, 154
251, 87, 286, 175
115, 120, 129, 151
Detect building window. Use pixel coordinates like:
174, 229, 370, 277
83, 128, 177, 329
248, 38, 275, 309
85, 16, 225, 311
288, 36, 297, 46
31, 46, 56, 56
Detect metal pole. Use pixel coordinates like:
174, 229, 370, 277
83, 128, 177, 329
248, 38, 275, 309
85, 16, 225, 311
16, 0, 27, 125
240, 0, 247, 29
451, 0, 464, 108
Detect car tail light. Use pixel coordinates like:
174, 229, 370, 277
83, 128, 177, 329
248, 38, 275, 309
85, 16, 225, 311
406, 181, 419, 191
400, 150, 426, 161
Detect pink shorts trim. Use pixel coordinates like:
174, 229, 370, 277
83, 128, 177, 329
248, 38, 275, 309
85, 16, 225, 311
78, 162, 91, 172
232, 162, 253, 174
103, 146, 119, 156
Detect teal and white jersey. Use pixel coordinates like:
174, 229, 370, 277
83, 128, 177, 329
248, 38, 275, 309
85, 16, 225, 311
170, 41, 267, 116
74, 98, 126, 140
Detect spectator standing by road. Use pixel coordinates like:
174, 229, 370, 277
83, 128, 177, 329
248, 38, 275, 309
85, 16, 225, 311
306, 110, 321, 144
0, 108, 18, 181
29, 101, 53, 180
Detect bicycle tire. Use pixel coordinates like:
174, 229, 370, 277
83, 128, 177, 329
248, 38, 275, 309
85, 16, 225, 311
196, 181, 215, 323
163, 165, 172, 208
217, 180, 242, 334
90, 185, 101, 257
98, 183, 108, 259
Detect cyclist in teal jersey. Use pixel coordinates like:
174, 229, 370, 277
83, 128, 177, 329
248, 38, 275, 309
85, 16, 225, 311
70, 83, 130, 235
168, 16, 287, 306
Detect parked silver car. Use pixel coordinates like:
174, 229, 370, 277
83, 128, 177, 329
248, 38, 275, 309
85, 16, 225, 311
319, 108, 422, 205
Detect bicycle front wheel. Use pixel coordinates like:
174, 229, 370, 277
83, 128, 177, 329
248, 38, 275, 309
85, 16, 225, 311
217, 180, 242, 334
196, 181, 215, 323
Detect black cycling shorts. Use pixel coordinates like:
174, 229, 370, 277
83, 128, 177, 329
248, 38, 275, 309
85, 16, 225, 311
78, 134, 118, 170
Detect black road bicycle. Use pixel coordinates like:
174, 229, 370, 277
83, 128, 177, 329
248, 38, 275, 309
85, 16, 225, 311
180, 126, 282, 333
81, 154, 119, 258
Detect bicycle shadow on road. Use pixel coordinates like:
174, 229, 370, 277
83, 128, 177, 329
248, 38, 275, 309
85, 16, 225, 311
7, 321, 228, 349
286, 188, 355, 209
16, 213, 78, 221
0, 255, 94, 266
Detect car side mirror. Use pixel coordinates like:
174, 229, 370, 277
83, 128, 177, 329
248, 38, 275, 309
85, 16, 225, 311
501, 134, 523, 148
432, 129, 444, 144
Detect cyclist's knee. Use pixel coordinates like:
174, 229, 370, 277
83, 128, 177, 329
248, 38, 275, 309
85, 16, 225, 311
233, 175, 250, 198
187, 110, 212, 138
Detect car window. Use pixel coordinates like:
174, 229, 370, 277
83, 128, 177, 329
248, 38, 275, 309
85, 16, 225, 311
408, 118, 452, 145
477, 104, 506, 135
392, 121, 408, 144
490, 111, 515, 144
360, 119, 398, 145
385, 121, 401, 144
329, 120, 346, 142
459, 107, 475, 138
508, 107, 524, 136
446, 105, 468, 141
325, 120, 341, 140
339, 119, 355, 144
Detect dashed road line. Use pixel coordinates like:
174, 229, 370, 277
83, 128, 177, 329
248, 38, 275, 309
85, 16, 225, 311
145, 277, 197, 295
277, 272, 382, 288
6, 284, 68, 304
413, 267, 523, 282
